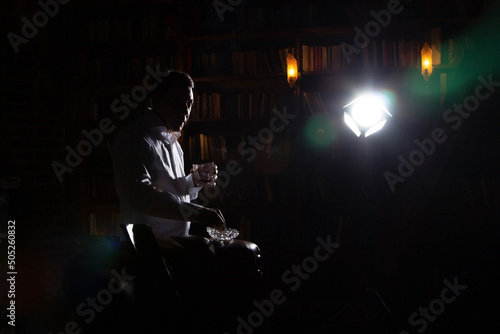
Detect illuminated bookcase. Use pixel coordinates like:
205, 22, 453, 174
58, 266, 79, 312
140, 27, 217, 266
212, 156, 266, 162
75, 0, 483, 251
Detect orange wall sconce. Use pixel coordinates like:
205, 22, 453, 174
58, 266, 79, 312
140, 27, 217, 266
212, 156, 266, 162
421, 42, 433, 81
287, 53, 299, 88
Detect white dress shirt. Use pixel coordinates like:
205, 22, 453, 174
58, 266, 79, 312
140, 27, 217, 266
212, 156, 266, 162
112, 109, 202, 237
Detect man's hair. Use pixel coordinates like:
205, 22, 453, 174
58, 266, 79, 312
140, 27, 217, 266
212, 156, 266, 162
150, 70, 194, 98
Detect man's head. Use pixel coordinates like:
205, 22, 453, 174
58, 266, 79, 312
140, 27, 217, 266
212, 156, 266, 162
150, 70, 194, 132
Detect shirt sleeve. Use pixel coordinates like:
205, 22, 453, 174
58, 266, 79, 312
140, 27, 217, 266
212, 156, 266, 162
185, 173, 203, 200
112, 129, 187, 221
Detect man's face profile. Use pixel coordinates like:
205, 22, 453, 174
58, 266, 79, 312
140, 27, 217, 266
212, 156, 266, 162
155, 86, 194, 132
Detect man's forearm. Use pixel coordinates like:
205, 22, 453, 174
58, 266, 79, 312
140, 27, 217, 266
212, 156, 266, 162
128, 184, 187, 221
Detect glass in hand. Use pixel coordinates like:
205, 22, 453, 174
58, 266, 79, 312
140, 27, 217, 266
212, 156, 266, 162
192, 162, 217, 187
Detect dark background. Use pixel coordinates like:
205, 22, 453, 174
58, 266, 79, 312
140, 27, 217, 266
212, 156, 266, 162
1, 0, 500, 333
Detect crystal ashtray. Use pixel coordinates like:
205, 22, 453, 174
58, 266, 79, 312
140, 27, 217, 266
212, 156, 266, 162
206, 227, 239, 241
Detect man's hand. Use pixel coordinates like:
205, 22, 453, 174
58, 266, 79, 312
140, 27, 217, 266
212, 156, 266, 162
196, 207, 226, 231
178, 201, 225, 230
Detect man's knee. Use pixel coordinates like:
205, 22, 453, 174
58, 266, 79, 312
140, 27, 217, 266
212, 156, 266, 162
170, 235, 216, 260
214, 240, 261, 271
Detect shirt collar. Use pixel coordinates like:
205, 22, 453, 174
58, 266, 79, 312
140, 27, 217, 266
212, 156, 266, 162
144, 109, 181, 145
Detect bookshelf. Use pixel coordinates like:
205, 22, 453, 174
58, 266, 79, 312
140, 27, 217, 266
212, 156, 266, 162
74, 0, 484, 249
74, 0, 182, 237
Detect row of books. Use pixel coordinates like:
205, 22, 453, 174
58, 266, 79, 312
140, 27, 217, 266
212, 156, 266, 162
190, 48, 291, 77
185, 132, 290, 163
85, 55, 176, 84
227, 174, 351, 204
88, 91, 286, 122
301, 37, 473, 72
456, 177, 500, 209
87, 173, 117, 199
84, 2, 470, 41
231, 175, 299, 203
185, 130, 294, 167
232, 214, 349, 246
88, 14, 178, 42
84, 36, 471, 83
187, 2, 423, 35
191, 92, 287, 120
88, 97, 139, 121
302, 92, 327, 115
88, 98, 111, 121
300, 0, 472, 27
445, 37, 474, 66
84, 175, 352, 239
187, 134, 228, 162
182, 2, 294, 36
89, 212, 120, 237
230, 4, 294, 31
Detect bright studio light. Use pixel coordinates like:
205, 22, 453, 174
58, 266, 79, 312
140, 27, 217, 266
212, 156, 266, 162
343, 94, 392, 137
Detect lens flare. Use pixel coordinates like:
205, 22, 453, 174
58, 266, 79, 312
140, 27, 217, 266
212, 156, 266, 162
304, 113, 337, 148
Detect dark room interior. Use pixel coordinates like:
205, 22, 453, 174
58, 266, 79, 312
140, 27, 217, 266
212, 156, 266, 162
1, 0, 500, 333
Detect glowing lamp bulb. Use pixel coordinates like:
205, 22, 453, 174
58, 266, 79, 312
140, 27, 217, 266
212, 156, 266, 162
421, 42, 433, 81
343, 94, 392, 137
351, 96, 383, 127
287, 53, 299, 88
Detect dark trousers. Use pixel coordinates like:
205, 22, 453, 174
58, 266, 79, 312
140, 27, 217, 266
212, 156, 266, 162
156, 236, 262, 331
